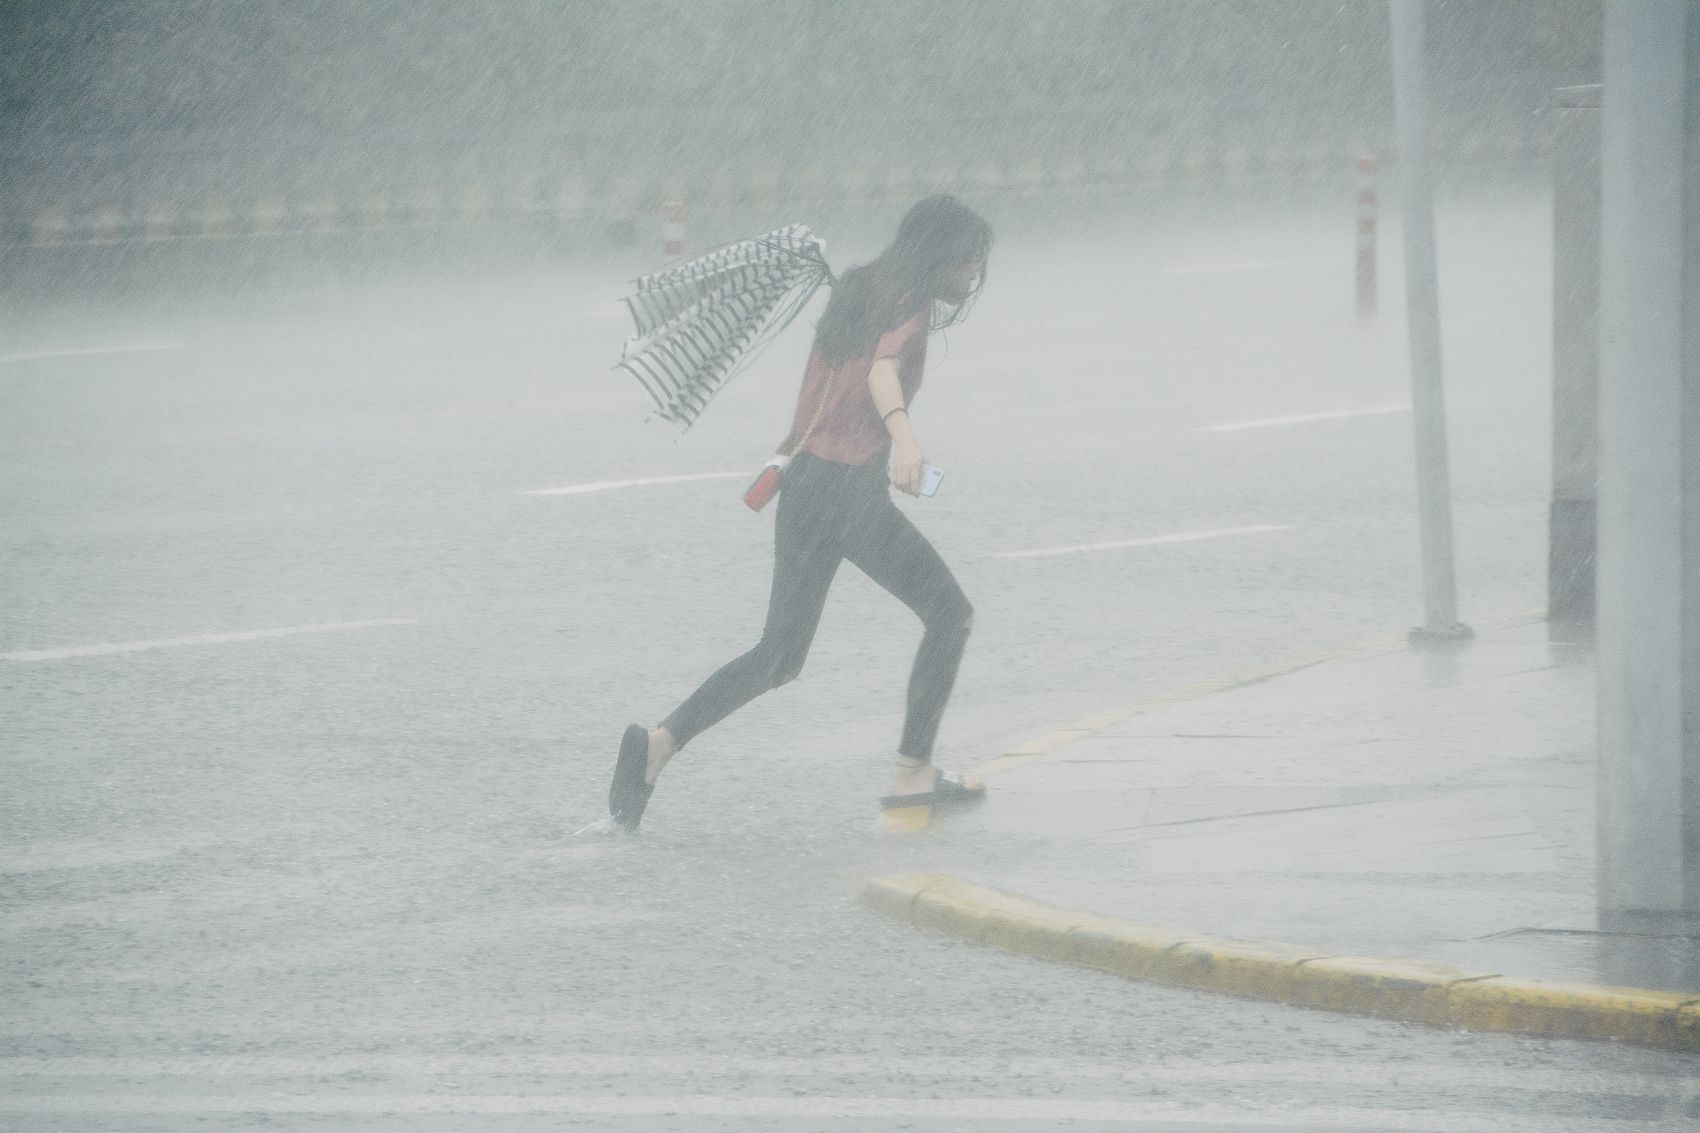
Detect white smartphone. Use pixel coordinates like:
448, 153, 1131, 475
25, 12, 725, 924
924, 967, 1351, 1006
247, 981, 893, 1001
918, 464, 945, 498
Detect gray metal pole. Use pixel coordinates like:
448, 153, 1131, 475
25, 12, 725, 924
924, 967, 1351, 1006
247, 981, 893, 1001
1548, 85, 1601, 641
1388, 0, 1470, 644
1596, 0, 1699, 923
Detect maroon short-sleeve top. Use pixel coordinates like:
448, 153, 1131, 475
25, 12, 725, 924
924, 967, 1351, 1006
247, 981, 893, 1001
776, 303, 930, 466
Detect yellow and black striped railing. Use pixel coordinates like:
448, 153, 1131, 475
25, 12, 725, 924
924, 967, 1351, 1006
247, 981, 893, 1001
5, 130, 1551, 249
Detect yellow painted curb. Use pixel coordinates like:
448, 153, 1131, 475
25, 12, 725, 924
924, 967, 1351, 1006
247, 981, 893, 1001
1447, 976, 1700, 1049
857, 872, 944, 920
860, 872, 1700, 1052
1163, 939, 1333, 1000
1061, 920, 1199, 979
1288, 954, 1487, 1027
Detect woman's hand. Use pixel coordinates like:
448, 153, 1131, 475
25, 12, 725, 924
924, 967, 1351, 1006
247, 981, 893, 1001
891, 435, 924, 496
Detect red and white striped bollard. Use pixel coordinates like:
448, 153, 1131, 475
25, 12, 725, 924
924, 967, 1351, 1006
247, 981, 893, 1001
1356, 154, 1378, 321
661, 199, 685, 258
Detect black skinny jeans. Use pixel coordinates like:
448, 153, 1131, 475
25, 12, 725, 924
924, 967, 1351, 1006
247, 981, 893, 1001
662, 452, 973, 761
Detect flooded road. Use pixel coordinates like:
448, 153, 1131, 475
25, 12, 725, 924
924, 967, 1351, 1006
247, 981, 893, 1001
5, 187, 1694, 1129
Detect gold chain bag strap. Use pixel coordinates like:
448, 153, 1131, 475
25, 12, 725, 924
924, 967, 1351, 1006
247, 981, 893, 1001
742, 362, 841, 511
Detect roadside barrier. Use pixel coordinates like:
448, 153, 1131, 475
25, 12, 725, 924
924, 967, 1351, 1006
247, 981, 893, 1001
5, 129, 1551, 250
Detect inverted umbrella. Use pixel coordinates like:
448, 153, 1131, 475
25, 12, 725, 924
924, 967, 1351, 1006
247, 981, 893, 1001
616, 224, 833, 428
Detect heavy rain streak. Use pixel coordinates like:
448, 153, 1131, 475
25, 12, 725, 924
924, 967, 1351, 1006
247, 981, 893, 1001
3, 3, 1697, 1131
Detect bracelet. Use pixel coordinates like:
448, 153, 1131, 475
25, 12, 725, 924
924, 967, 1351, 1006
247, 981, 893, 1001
882, 406, 908, 423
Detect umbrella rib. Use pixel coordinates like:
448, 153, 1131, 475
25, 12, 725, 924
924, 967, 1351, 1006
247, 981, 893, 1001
611, 226, 831, 428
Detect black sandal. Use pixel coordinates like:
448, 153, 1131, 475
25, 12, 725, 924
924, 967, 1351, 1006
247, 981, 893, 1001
879, 768, 986, 812
608, 724, 654, 831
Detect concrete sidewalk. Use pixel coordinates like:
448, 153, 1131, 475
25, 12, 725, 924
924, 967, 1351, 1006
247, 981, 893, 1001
865, 615, 1699, 1046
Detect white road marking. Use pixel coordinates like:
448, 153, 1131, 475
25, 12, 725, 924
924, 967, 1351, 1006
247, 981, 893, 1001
1200, 404, 1411, 432
0, 1056, 1677, 1097
994, 525, 1291, 559
1160, 256, 1339, 276
0, 1094, 1662, 1129
1, 619, 417, 662
0, 344, 186, 365
524, 471, 746, 496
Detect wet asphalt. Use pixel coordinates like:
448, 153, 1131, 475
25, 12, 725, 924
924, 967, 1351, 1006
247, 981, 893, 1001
4, 187, 1696, 1129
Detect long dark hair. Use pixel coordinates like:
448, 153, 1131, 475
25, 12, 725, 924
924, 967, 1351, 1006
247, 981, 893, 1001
813, 195, 993, 364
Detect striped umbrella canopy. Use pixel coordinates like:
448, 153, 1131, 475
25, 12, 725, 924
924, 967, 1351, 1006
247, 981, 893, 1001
616, 224, 833, 428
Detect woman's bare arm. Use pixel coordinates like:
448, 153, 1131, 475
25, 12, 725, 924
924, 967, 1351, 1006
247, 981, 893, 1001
868, 357, 923, 495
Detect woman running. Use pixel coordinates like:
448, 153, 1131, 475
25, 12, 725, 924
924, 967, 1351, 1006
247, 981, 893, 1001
609, 195, 993, 831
